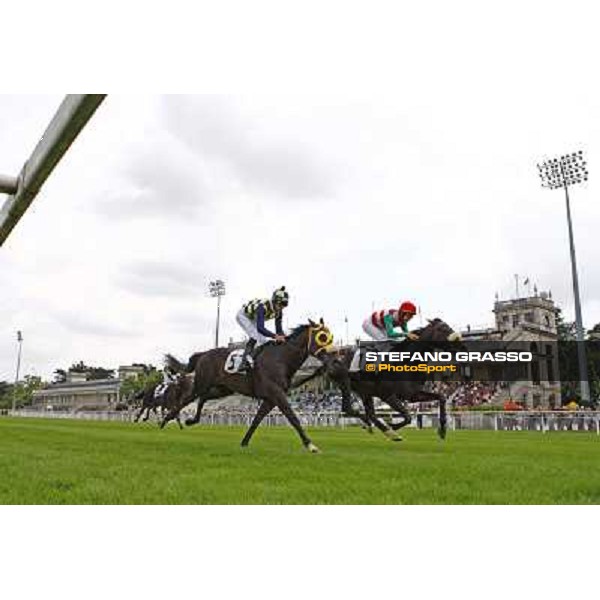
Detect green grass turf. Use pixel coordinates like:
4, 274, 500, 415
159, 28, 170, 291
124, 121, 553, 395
1, 417, 599, 504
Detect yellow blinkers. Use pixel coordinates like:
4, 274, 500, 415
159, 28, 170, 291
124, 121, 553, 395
310, 324, 334, 352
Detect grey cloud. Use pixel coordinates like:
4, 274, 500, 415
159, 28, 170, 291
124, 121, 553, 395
96, 143, 209, 219
116, 260, 206, 298
166, 310, 214, 333
161, 96, 334, 199
49, 310, 138, 339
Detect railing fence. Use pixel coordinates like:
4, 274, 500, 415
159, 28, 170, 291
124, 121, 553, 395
5, 409, 600, 434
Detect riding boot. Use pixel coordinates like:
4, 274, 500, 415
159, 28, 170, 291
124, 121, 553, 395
238, 339, 256, 373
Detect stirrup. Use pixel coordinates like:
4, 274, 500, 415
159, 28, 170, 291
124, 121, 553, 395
238, 356, 254, 373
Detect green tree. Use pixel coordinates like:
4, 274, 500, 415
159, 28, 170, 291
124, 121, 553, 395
0, 381, 14, 409
87, 367, 115, 380
56, 362, 115, 381
53, 369, 67, 383
555, 309, 600, 407
120, 368, 162, 400
12, 375, 45, 408
555, 307, 576, 341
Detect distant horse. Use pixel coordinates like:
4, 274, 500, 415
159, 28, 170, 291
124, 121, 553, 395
132, 378, 192, 429
132, 385, 163, 423
324, 318, 463, 441
162, 319, 336, 452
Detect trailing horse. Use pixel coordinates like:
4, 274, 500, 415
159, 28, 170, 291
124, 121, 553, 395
132, 385, 163, 423
162, 319, 335, 452
324, 318, 463, 441
132, 375, 195, 429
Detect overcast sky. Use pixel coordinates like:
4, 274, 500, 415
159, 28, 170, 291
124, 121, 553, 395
2, 13, 600, 380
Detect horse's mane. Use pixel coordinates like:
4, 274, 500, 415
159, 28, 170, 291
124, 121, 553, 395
287, 324, 310, 339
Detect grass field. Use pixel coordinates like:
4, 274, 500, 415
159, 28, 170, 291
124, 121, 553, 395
1, 417, 599, 504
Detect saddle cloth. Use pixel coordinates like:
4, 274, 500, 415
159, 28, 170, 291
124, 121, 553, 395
224, 349, 254, 374
349, 349, 362, 372
154, 383, 169, 398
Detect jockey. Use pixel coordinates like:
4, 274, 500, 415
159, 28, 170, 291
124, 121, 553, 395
155, 366, 177, 398
362, 301, 419, 342
236, 286, 289, 372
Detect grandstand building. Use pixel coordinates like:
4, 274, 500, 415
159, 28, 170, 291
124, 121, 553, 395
460, 290, 561, 409
31, 364, 146, 412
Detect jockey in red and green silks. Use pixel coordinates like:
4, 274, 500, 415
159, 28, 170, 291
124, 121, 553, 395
362, 301, 419, 342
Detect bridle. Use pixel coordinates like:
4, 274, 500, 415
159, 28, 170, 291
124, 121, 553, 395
308, 324, 334, 356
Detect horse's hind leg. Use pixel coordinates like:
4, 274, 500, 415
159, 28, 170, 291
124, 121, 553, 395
185, 398, 208, 427
364, 396, 402, 441
388, 397, 412, 432
241, 399, 274, 447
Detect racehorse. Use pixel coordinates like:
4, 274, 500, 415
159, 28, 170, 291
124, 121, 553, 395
132, 385, 163, 423
324, 318, 463, 441
132, 377, 194, 429
162, 319, 335, 452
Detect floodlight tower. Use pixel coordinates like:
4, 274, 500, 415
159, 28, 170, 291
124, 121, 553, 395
12, 331, 23, 412
537, 151, 590, 404
209, 280, 226, 348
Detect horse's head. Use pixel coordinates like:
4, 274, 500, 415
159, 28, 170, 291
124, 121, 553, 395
416, 318, 463, 344
307, 318, 335, 357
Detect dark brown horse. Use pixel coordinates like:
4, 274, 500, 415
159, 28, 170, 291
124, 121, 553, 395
132, 385, 163, 423
132, 375, 196, 429
162, 319, 335, 452
324, 318, 463, 441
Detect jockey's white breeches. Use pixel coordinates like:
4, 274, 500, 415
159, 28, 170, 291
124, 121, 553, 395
236, 309, 272, 347
362, 318, 390, 341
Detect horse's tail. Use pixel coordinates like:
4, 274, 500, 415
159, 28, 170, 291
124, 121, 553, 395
164, 353, 189, 374
133, 389, 146, 400
186, 351, 204, 372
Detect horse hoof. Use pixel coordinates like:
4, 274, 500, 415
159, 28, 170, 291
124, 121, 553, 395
307, 443, 321, 454
437, 429, 447, 440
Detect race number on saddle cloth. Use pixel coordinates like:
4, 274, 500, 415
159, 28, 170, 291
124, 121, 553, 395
154, 366, 177, 398
235, 286, 289, 372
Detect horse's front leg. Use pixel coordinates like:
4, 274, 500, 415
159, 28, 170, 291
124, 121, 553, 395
270, 387, 319, 452
142, 406, 152, 422
412, 391, 447, 439
133, 405, 145, 422
438, 396, 447, 440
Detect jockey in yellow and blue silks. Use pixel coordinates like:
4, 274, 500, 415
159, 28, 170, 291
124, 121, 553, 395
236, 286, 289, 371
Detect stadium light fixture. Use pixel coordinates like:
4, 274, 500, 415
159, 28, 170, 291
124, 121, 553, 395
537, 151, 590, 404
209, 280, 226, 348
